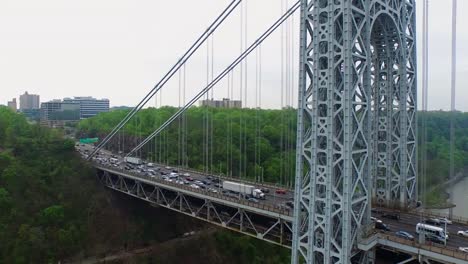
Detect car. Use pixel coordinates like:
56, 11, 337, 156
183, 173, 190, 177
425, 233, 445, 245
437, 217, 453, 225
260, 188, 270, 193
194, 180, 204, 185
285, 201, 294, 208
172, 169, 178, 173
457, 230, 468, 237
208, 188, 218, 193
186, 177, 194, 181
212, 178, 221, 183
381, 212, 400, 221
202, 180, 211, 185
165, 166, 172, 170
214, 183, 222, 188
248, 198, 259, 203
424, 218, 441, 226
190, 184, 200, 189
375, 222, 390, 231
395, 231, 414, 241
371, 217, 382, 223
276, 189, 287, 195
459, 247, 468, 253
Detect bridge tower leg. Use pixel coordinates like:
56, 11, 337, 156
292, 0, 417, 263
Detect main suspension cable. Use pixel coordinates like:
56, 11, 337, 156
126, 1, 301, 157
87, 0, 242, 160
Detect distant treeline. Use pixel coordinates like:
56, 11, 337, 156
78, 107, 468, 197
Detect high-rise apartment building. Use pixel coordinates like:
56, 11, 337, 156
7, 98, 17, 111
63, 97, 109, 119
19, 91, 40, 110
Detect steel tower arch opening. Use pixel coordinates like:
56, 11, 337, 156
292, 0, 417, 263
370, 12, 415, 210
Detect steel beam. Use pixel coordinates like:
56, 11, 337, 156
292, 0, 417, 263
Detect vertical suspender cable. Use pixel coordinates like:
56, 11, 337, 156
280, 0, 285, 186
239, 1, 244, 180
211, 35, 215, 175
184, 64, 187, 168
178, 63, 182, 166
243, 0, 248, 179
449, 0, 457, 219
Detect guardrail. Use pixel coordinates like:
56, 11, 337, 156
372, 206, 468, 225
94, 163, 294, 218
416, 211, 468, 226
378, 233, 468, 261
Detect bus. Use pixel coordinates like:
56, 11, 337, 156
416, 223, 448, 240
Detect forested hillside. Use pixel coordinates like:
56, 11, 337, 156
0, 106, 290, 263
78, 107, 468, 204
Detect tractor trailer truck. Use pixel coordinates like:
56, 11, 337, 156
222, 181, 265, 199
124, 157, 143, 165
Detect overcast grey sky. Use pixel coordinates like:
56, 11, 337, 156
0, 0, 467, 110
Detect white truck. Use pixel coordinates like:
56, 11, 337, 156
124, 156, 143, 165
222, 181, 265, 199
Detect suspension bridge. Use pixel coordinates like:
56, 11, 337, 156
80, 0, 468, 263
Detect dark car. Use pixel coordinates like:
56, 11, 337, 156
382, 212, 400, 221
285, 201, 294, 209
375, 222, 390, 231
261, 188, 270, 193
186, 177, 194, 181
202, 180, 211, 185
425, 234, 445, 245
212, 178, 221, 184
395, 231, 414, 241
276, 189, 287, 195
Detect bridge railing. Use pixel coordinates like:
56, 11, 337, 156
415, 211, 468, 225
378, 233, 468, 261
95, 163, 294, 217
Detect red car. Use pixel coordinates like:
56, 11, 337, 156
276, 189, 287, 195
186, 177, 194, 181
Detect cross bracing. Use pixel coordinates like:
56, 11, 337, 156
292, 0, 417, 263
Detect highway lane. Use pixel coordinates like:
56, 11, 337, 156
77, 144, 294, 210
373, 210, 468, 250
78, 144, 468, 253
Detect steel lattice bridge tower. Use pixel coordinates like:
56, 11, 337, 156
292, 0, 417, 263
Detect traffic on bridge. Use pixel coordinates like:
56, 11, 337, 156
77, 143, 468, 263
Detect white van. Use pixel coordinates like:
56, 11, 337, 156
416, 223, 448, 240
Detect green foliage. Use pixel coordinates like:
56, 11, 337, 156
214, 231, 290, 264
79, 108, 468, 205
419, 111, 468, 196
0, 106, 105, 262
78, 106, 297, 185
